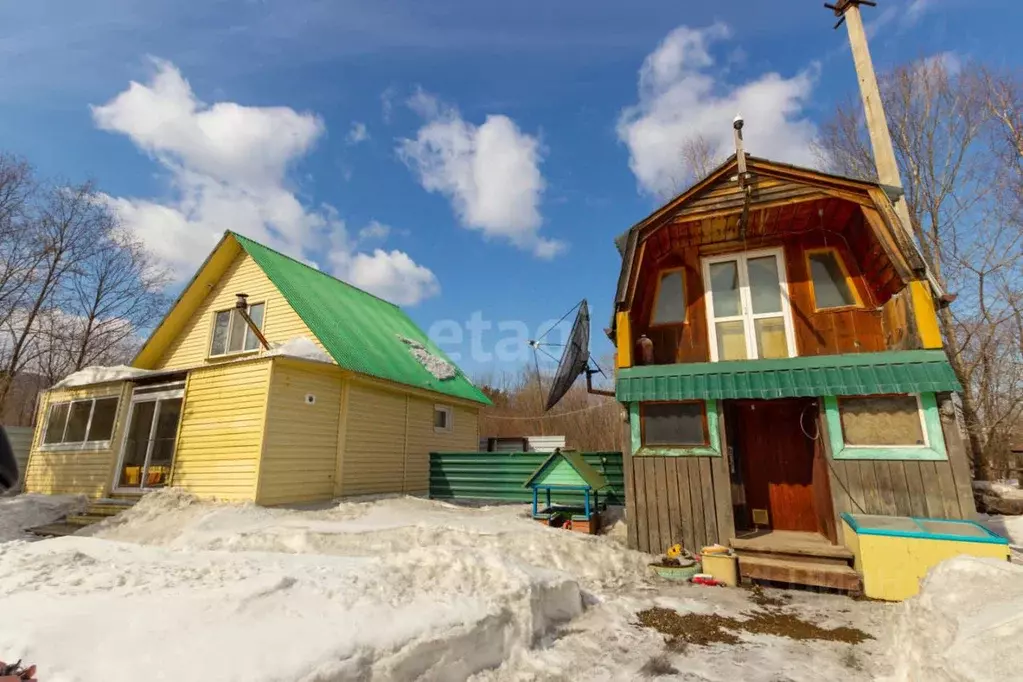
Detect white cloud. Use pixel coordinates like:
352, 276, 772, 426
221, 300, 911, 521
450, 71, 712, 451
347, 121, 369, 145
398, 91, 566, 259
617, 24, 819, 198
358, 220, 391, 242
906, 0, 935, 24
331, 249, 440, 306
92, 59, 439, 306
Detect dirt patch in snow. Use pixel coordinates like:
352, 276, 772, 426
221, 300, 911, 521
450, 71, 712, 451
637, 605, 872, 650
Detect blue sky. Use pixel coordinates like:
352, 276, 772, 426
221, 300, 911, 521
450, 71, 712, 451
0, 0, 1017, 378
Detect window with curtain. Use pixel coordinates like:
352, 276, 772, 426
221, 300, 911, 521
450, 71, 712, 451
641, 401, 708, 446
838, 395, 926, 447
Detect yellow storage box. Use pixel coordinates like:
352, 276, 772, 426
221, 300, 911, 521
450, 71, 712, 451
841, 513, 1010, 602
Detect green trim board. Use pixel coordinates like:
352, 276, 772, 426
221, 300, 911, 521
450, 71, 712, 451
841, 513, 1008, 545
824, 393, 947, 461
523, 450, 609, 490
629, 400, 722, 457
615, 350, 961, 402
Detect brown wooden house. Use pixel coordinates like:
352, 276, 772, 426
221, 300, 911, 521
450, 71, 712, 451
612, 155, 974, 590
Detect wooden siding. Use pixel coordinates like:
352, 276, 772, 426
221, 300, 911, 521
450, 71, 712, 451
822, 393, 975, 533
630, 215, 905, 364
257, 360, 342, 505
340, 379, 479, 496
405, 397, 478, 495
153, 252, 324, 371
23, 382, 131, 497
340, 382, 408, 496
171, 359, 271, 500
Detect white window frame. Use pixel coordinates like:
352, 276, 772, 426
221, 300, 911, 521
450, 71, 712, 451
208, 302, 266, 358
112, 382, 185, 493
40, 395, 121, 451
702, 247, 798, 362
434, 404, 453, 433
838, 393, 930, 449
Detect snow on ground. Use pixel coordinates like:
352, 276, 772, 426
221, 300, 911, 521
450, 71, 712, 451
973, 480, 1023, 500
980, 514, 1023, 548
0, 493, 84, 541
0, 490, 1009, 681
886, 557, 1023, 682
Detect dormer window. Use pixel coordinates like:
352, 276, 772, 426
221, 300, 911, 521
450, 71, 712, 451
651, 268, 686, 326
807, 248, 860, 310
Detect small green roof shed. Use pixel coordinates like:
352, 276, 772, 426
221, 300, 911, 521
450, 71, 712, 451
524, 450, 608, 521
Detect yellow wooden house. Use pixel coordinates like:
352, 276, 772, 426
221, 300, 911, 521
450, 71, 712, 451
23, 232, 490, 505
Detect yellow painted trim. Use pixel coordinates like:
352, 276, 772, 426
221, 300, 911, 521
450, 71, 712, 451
803, 246, 864, 312
909, 279, 943, 349
252, 359, 276, 503
615, 311, 633, 368
333, 379, 351, 498
650, 266, 687, 327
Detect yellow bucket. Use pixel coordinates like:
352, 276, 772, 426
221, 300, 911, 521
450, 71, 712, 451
700, 551, 738, 587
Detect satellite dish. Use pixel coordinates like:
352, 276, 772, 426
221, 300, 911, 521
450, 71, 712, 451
528, 299, 614, 412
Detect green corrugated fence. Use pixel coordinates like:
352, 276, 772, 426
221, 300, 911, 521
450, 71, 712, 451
429, 451, 625, 505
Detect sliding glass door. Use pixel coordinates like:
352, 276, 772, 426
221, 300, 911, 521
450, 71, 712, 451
703, 248, 796, 361
115, 383, 184, 491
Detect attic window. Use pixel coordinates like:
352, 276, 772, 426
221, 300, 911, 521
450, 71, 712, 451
807, 250, 859, 310
651, 268, 686, 326
398, 336, 457, 381
210, 303, 265, 356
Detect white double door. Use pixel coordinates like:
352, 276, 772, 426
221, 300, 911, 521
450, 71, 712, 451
703, 248, 797, 362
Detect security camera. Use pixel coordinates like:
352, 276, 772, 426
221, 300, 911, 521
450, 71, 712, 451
733, 113, 744, 131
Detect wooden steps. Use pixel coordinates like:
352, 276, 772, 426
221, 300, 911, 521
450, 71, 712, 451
27, 497, 137, 538
731, 531, 862, 593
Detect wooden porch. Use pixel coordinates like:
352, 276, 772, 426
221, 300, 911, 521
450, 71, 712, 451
731, 530, 861, 592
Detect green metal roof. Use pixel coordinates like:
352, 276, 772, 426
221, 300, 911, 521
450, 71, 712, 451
524, 450, 609, 491
233, 233, 491, 405
615, 350, 961, 402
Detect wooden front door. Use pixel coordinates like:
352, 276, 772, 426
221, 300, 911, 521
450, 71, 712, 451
737, 399, 824, 533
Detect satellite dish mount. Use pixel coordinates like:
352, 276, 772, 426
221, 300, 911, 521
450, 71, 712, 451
528, 299, 614, 413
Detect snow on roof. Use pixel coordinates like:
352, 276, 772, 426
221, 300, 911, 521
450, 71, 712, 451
265, 336, 335, 364
398, 335, 457, 381
53, 365, 160, 389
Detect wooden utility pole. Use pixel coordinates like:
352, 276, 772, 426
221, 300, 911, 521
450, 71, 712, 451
826, 0, 914, 234
827, 0, 946, 300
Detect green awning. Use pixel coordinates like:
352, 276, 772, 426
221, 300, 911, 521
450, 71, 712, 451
615, 350, 962, 402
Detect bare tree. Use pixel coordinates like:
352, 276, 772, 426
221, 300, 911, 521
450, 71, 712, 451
660, 134, 724, 200
815, 58, 1023, 476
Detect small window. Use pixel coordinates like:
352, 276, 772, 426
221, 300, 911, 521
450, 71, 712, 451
41, 396, 121, 446
210, 303, 266, 357
641, 401, 708, 447
434, 405, 452, 433
88, 397, 120, 441
838, 395, 926, 447
43, 403, 70, 444
651, 269, 686, 325
807, 250, 858, 310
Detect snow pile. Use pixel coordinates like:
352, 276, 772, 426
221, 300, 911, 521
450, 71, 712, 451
980, 514, 1023, 547
266, 336, 334, 364
973, 480, 1023, 500
398, 335, 457, 380
53, 365, 157, 388
0, 491, 658, 681
0, 494, 85, 542
887, 557, 1023, 682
